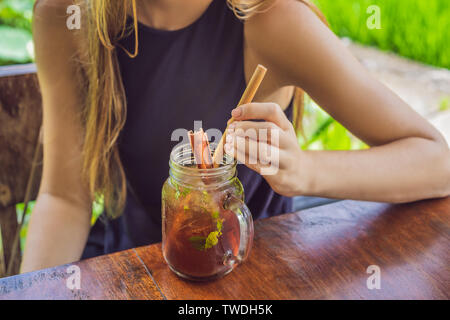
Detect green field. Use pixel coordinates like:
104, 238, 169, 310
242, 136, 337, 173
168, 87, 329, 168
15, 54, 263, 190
1, 0, 449, 68
315, 0, 450, 69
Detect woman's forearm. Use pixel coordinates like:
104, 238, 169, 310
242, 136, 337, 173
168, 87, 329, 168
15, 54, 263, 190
21, 193, 92, 273
299, 137, 450, 203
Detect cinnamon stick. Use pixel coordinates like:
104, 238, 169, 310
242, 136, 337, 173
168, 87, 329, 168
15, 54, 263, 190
188, 129, 214, 169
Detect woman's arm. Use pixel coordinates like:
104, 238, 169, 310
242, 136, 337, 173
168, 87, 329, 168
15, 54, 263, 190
230, 0, 450, 202
21, 0, 92, 273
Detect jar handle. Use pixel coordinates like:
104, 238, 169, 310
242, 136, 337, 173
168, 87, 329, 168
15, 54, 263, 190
223, 194, 254, 265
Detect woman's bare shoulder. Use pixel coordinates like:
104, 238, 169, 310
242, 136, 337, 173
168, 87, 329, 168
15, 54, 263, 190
243, 0, 337, 85
33, 0, 88, 104
33, 0, 86, 68
244, 0, 326, 53
34, 0, 79, 21
34, 0, 85, 42
34, 0, 80, 12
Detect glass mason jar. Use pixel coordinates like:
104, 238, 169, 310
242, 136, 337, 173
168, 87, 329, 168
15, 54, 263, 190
162, 143, 254, 281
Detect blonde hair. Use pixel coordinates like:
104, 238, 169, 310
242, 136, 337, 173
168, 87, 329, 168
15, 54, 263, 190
82, 0, 327, 217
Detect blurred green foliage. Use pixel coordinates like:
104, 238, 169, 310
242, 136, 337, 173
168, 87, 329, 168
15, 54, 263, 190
16, 197, 104, 253
315, 0, 450, 69
15, 201, 34, 252
439, 96, 450, 112
299, 96, 367, 151
0, 0, 35, 65
3, 0, 449, 68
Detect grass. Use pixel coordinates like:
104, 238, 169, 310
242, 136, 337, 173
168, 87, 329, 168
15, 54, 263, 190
2, 0, 449, 69
315, 0, 450, 69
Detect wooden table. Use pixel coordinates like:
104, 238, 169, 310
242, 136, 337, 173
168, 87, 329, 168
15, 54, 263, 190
1, 198, 449, 300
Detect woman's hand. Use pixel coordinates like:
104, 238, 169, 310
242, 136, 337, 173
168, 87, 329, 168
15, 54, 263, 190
224, 102, 306, 197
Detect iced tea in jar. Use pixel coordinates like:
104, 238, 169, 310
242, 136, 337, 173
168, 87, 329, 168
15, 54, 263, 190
162, 143, 254, 281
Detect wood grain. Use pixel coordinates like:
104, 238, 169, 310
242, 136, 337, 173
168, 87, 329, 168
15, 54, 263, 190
0, 249, 164, 300
0, 206, 20, 276
135, 198, 450, 300
0, 70, 42, 207
0, 68, 43, 276
0, 198, 448, 300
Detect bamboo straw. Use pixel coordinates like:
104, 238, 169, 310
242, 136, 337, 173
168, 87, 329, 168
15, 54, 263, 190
212, 64, 267, 166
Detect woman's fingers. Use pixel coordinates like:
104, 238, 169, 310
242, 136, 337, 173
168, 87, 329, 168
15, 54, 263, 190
231, 102, 291, 131
228, 121, 282, 148
225, 135, 281, 174
225, 102, 300, 178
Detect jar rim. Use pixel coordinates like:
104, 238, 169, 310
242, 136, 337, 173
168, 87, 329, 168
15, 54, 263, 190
169, 143, 236, 178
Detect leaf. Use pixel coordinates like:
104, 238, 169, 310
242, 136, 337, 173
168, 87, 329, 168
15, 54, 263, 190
180, 187, 191, 197
205, 231, 220, 249
188, 230, 222, 251
188, 236, 207, 251
0, 25, 32, 63
302, 117, 334, 149
0, 0, 33, 31
92, 195, 104, 225
201, 190, 211, 203
216, 219, 224, 235
174, 183, 190, 200
323, 122, 352, 150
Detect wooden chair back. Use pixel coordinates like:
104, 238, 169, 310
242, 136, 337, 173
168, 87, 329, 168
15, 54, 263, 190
0, 64, 42, 276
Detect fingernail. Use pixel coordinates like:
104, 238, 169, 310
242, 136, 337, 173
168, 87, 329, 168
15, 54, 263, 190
228, 122, 236, 130
226, 134, 233, 143
225, 143, 232, 153
231, 107, 242, 118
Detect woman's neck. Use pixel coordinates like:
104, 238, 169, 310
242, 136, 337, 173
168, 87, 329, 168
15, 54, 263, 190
137, 0, 214, 31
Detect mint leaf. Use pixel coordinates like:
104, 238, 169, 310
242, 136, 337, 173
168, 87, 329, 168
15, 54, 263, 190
181, 187, 191, 197
189, 231, 222, 251
216, 218, 224, 235
174, 184, 190, 200
188, 236, 206, 251
187, 211, 224, 251
205, 231, 220, 249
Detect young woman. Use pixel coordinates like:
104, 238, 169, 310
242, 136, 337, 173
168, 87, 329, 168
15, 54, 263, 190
22, 0, 450, 272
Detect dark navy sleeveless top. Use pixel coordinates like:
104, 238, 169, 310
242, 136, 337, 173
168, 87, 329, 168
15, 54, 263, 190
82, 0, 293, 259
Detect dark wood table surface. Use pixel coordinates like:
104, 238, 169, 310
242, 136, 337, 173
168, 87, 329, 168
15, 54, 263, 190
1, 198, 449, 300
